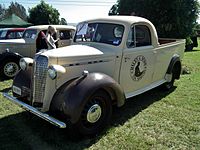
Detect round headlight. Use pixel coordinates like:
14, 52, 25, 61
48, 66, 57, 80
19, 58, 27, 70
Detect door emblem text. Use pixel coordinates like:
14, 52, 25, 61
130, 55, 147, 81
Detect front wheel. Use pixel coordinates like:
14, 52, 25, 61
75, 90, 112, 136
0, 59, 20, 80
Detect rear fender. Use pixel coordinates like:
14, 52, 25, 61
166, 54, 181, 79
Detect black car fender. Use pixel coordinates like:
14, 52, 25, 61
0, 51, 23, 62
166, 54, 181, 79
50, 72, 125, 124
12, 68, 32, 98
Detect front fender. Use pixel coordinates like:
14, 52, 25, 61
51, 72, 125, 123
12, 68, 32, 98
0, 52, 23, 62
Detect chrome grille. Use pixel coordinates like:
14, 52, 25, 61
32, 55, 48, 104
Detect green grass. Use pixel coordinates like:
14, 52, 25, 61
1, 46, 200, 149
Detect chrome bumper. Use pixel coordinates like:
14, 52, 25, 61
3, 92, 66, 128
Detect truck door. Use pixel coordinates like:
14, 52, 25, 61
120, 25, 155, 97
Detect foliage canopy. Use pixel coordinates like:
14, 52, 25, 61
60, 18, 67, 25
0, 2, 28, 21
28, 0, 60, 25
0, 4, 6, 21
109, 0, 199, 38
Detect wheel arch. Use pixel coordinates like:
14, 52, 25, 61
50, 72, 125, 124
166, 54, 182, 79
0, 52, 23, 79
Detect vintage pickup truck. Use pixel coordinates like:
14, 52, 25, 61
3, 16, 185, 135
0, 25, 75, 80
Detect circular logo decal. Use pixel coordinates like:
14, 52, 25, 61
130, 55, 147, 81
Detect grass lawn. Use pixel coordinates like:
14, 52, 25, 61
0, 45, 200, 149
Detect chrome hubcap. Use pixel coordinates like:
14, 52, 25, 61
4, 62, 19, 77
7, 65, 14, 72
87, 104, 102, 123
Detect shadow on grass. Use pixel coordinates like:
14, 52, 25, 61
111, 86, 176, 126
185, 49, 200, 52
0, 112, 97, 150
0, 86, 176, 150
0, 87, 11, 92
0, 78, 10, 82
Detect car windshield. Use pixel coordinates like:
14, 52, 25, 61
22, 29, 37, 39
74, 22, 124, 46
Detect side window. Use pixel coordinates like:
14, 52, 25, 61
59, 30, 71, 40
0, 31, 7, 39
23, 29, 37, 39
16, 31, 23, 38
135, 25, 151, 47
7, 32, 15, 39
126, 25, 151, 48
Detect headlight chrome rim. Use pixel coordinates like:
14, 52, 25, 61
48, 66, 57, 80
19, 58, 27, 70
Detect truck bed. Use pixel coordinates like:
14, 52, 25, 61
158, 38, 179, 45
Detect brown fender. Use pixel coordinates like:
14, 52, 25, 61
50, 72, 125, 124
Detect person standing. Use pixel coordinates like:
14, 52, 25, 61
36, 30, 48, 52
46, 26, 59, 49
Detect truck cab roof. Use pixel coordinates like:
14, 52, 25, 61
76, 16, 159, 48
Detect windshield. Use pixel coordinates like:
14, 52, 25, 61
22, 29, 37, 39
75, 22, 124, 46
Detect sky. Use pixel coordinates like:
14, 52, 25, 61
1, 0, 200, 24
1, 0, 117, 23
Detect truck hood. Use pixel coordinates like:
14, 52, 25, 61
42, 45, 104, 58
0, 38, 25, 44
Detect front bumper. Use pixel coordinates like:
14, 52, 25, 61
3, 92, 66, 128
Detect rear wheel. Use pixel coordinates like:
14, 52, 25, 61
75, 90, 112, 136
0, 59, 20, 80
163, 67, 176, 90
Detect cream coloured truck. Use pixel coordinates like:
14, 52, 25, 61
3, 16, 185, 135
0, 25, 76, 80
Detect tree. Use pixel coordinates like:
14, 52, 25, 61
0, 4, 6, 21
60, 18, 67, 25
195, 24, 200, 30
109, 0, 199, 39
0, 2, 27, 21
109, 4, 119, 16
6, 2, 28, 21
28, 0, 60, 25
